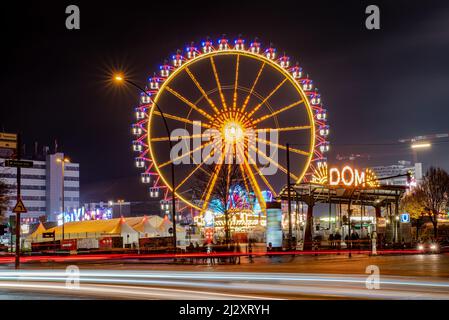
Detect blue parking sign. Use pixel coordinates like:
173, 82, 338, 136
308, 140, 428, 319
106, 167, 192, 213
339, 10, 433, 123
400, 213, 410, 223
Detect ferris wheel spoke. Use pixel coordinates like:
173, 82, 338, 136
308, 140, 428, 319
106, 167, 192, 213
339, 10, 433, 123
240, 62, 265, 114
200, 153, 225, 213
251, 99, 304, 125
153, 110, 211, 128
255, 125, 312, 133
175, 150, 215, 191
238, 162, 252, 200
247, 78, 288, 118
158, 140, 214, 169
210, 56, 228, 111
245, 147, 278, 197
232, 54, 240, 110
249, 144, 298, 181
165, 86, 215, 121
237, 145, 266, 211
185, 67, 221, 114
255, 137, 310, 156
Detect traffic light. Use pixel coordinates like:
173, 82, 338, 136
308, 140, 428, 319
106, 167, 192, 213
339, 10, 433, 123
9, 216, 16, 234
0, 224, 7, 235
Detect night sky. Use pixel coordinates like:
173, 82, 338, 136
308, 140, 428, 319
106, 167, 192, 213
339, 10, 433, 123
1, 0, 449, 202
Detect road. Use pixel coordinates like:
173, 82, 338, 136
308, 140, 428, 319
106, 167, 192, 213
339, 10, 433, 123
0, 254, 448, 299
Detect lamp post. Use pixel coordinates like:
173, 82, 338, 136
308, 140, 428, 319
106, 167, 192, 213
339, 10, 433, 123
56, 157, 70, 242
117, 199, 124, 217
286, 143, 293, 250
114, 75, 177, 251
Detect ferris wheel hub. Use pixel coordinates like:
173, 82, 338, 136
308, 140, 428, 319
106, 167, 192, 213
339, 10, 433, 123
222, 120, 245, 143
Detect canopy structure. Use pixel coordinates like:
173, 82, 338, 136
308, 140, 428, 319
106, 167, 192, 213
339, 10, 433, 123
26, 216, 186, 243
28, 217, 141, 242
278, 183, 406, 210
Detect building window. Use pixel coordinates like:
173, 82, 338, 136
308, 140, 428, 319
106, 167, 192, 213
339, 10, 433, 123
65, 166, 79, 172
6, 184, 46, 190
64, 186, 80, 191
0, 173, 46, 180
64, 197, 80, 202
21, 196, 46, 201
64, 176, 79, 182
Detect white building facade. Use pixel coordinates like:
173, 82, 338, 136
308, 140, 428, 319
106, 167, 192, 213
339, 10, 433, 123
0, 152, 79, 223
371, 160, 423, 186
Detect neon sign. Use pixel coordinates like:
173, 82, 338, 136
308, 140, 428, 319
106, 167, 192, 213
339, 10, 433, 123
312, 163, 379, 187
58, 207, 112, 225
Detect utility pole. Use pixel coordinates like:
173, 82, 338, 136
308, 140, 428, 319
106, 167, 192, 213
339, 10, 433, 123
15, 133, 21, 269
286, 143, 293, 250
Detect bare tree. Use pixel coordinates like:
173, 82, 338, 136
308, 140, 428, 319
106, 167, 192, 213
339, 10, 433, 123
401, 167, 449, 239
193, 162, 245, 244
401, 188, 427, 238
0, 180, 10, 221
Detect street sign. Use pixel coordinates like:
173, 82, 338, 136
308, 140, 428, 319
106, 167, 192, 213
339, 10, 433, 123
43, 231, 55, 239
12, 199, 27, 213
400, 213, 410, 223
0, 133, 17, 158
5, 159, 33, 168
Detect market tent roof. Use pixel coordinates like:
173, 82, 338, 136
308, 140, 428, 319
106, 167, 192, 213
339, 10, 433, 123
124, 217, 146, 228
44, 218, 132, 235
147, 215, 164, 228
157, 218, 185, 235
133, 216, 159, 236
28, 222, 46, 238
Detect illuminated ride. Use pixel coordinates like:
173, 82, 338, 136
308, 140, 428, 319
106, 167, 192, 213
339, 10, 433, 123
131, 36, 329, 214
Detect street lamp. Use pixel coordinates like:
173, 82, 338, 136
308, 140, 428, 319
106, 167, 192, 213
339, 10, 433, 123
114, 74, 178, 251
56, 157, 70, 242
117, 199, 125, 217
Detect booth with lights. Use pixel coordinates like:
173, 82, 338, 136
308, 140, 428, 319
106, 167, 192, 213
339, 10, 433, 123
278, 164, 410, 246
194, 186, 272, 243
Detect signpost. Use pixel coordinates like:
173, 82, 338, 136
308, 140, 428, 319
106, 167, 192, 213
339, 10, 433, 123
4, 159, 33, 168
400, 213, 410, 223
12, 199, 27, 214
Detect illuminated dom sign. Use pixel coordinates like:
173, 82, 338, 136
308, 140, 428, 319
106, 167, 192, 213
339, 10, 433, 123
311, 163, 379, 187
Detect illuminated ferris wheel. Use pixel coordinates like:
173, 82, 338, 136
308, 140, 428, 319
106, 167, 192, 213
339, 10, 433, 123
131, 36, 329, 213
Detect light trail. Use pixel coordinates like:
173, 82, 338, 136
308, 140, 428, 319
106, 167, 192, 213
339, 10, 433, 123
0, 270, 448, 299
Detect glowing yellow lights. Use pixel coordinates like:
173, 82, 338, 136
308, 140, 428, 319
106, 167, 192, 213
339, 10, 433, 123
114, 74, 124, 82
56, 157, 70, 163
311, 164, 379, 188
223, 121, 245, 143
411, 142, 431, 149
